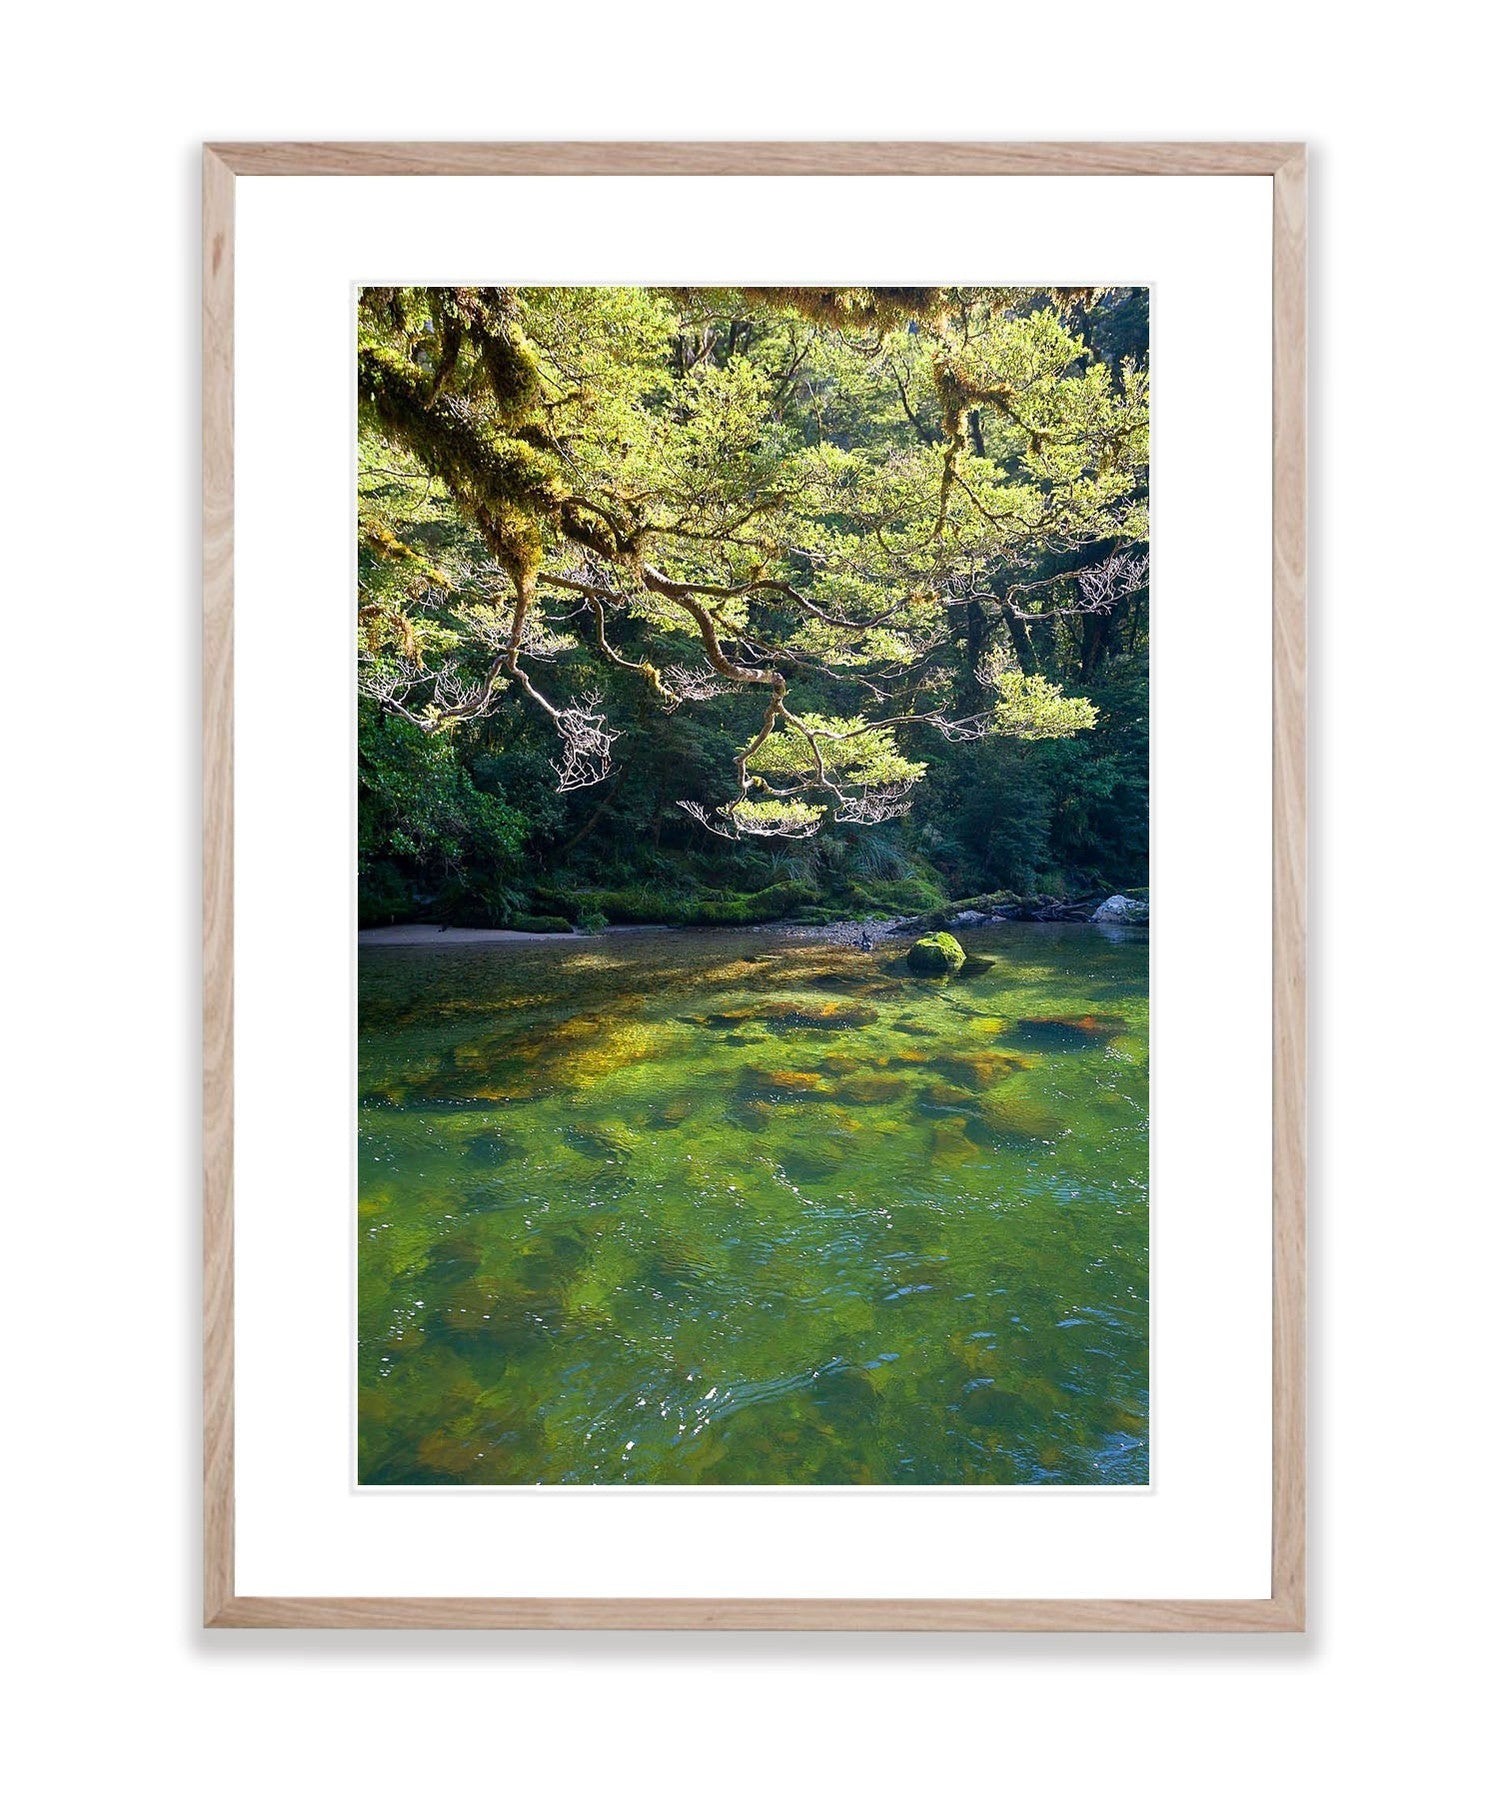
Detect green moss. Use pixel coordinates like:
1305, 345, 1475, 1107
845, 875, 945, 917
908, 931, 966, 975
478, 323, 542, 424
916, 892, 1021, 929
358, 342, 561, 582
740, 286, 951, 332
564, 880, 815, 927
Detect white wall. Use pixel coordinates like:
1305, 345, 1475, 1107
6, 4, 1491, 1794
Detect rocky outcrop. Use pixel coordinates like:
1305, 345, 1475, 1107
1090, 893, 1149, 925
893, 890, 1112, 931
883, 886, 1149, 933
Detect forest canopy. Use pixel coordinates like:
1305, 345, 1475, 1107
357, 284, 1149, 929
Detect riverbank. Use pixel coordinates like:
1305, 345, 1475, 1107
356, 920, 889, 948
358, 923, 600, 946
360, 909, 1145, 950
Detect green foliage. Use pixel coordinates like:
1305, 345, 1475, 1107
846, 833, 917, 882
981, 665, 1100, 740
748, 714, 927, 789
358, 706, 527, 925
561, 880, 817, 928
843, 875, 946, 917
356, 284, 1150, 923
914, 654, 1148, 896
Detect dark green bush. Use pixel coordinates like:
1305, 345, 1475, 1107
357, 705, 527, 925
844, 874, 945, 917
563, 879, 816, 927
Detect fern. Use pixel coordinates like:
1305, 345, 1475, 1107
848, 834, 914, 881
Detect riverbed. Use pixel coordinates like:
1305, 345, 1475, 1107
358, 923, 1148, 1484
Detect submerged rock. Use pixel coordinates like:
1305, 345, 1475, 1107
463, 1129, 519, 1166
974, 1093, 1065, 1144
690, 998, 880, 1033
907, 932, 966, 976
727, 1097, 777, 1132
398, 1008, 656, 1107
957, 1381, 1039, 1431
778, 1146, 842, 1184
563, 1122, 638, 1161
809, 969, 890, 991
929, 1116, 982, 1166
917, 1083, 981, 1115
811, 1365, 881, 1427
766, 999, 881, 1032
422, 1236, 484, 1288
833, 1073, 906, 1106
932, 1050, 1032, 1090
1011, 1013, 1127, 1050
738, 1066, 828, 1100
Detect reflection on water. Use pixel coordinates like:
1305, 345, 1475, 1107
358, 924, 1148, 1484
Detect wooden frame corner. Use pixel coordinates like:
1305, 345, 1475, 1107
203, 141, 1307, 1633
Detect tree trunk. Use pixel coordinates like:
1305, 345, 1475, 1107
957, 599, 995, 713
1001, 602, 1039, 676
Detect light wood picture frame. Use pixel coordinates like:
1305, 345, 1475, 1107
203, 140, 1306, 1631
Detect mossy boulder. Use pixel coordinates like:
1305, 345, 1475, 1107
907, 931, 966, 976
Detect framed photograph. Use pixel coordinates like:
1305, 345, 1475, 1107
204, 141, 1305, 1629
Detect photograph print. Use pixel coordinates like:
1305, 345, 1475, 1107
356, 284, 1150, 1486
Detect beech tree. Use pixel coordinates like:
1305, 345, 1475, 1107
357, 285, 1148, 838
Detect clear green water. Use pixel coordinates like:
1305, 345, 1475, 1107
358, 924, 1148, 1485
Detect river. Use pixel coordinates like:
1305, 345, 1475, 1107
358, 922, 1148, 1484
